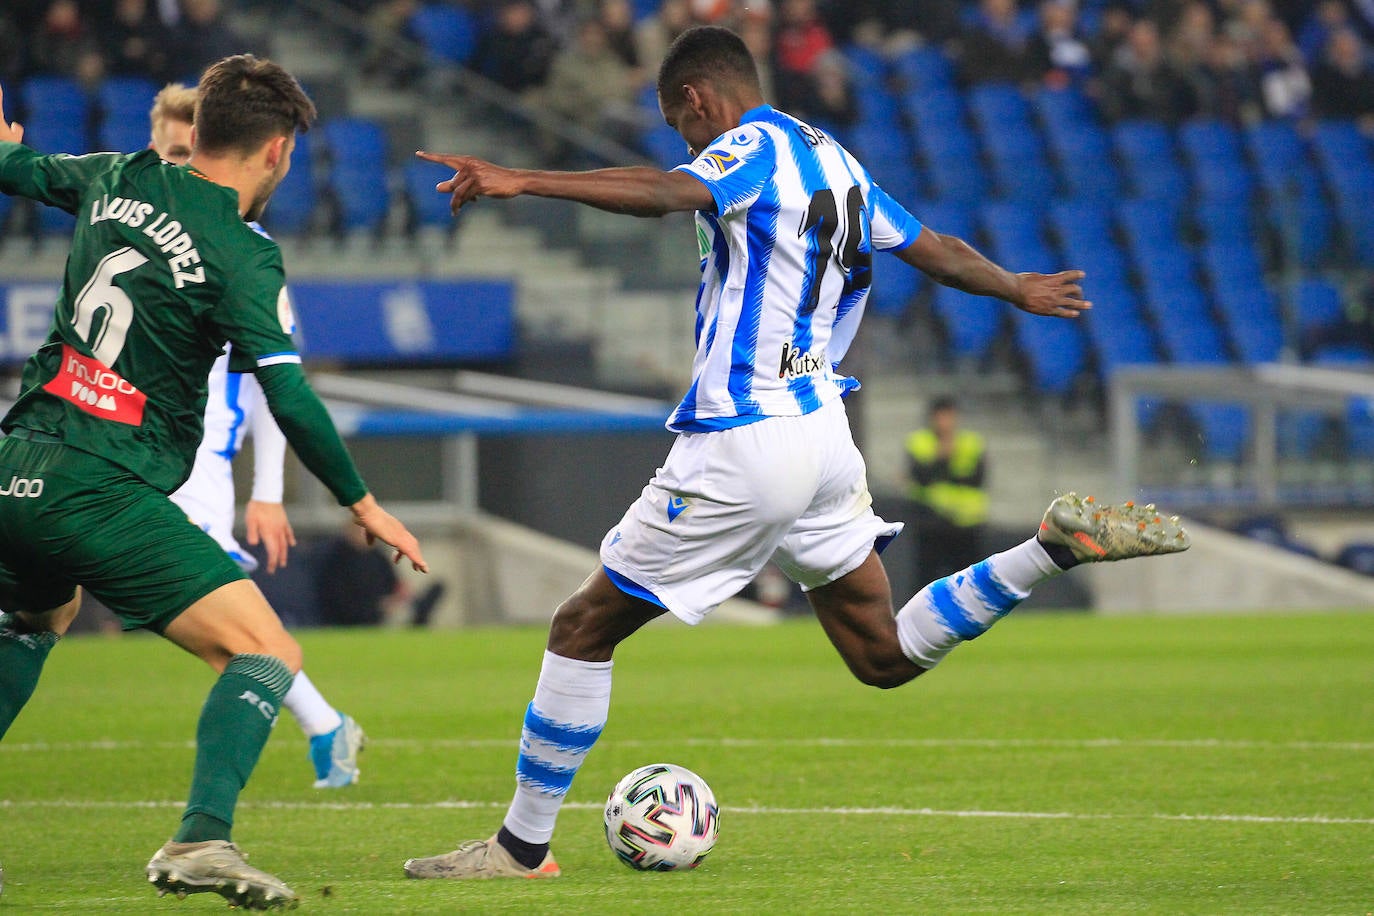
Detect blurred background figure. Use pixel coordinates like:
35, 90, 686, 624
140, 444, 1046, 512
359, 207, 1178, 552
905, 397, 989, 585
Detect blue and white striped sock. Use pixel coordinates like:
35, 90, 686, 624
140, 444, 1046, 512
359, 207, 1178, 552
503, 651, 612, 845
895, 538, 1062, 669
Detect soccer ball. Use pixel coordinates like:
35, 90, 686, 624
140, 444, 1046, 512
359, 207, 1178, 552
603, 763, 719, 871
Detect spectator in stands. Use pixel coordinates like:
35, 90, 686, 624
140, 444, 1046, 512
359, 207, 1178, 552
905, 396, 989, 585
820, 0, 960, 53
0, 8, 26, 84
172, 0, 254, 77
1100, 18, 1198, 122
1299, 0, 1359, 62
1188, 30, 1261, 123
27, 0, 106, 86
636, 0, 694, 76
361, 0, 422, 89
1166, 0, 1216, 74
471, 0, 558, 95
1089, 2, 1136, 74
772, 0, 836, 117
103, 0, 173, 84
737, 3, 777, 104
959, 0, 1035, 85
1028, 0, 1093, 88
1311, 27, 1374, 123
314, 521, 408, 627
1254, 17, 1311, 119
598, 0, 641, 70
541, 17, 639, 156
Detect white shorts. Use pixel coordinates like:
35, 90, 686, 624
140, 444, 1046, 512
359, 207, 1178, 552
169, 447, 257, 574
600, 397, 902, 624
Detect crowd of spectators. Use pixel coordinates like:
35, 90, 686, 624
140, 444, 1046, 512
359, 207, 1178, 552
2, 0, 259, 89
5, 1, 1374, 148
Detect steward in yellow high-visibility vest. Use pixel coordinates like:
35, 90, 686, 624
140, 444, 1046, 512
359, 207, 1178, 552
905, 397, 988, 582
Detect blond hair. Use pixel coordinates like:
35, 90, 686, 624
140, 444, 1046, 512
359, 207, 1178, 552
149, 83, 198, 131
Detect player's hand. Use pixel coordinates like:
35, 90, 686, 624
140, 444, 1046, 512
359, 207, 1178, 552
1014, 270, 1091, 318
245, 500, 297, 575
0, 83, 24, 145
349, 493, 429, 573
415, 150, 524, 215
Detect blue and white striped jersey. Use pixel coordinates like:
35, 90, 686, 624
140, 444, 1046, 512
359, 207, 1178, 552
669, 104, 923, 432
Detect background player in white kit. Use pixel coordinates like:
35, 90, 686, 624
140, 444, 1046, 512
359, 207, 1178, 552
151, 85, 364, 789
404, 26, 1190, 880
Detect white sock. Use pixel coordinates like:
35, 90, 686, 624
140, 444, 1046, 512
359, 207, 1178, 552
504, 651, 612, 845
895, 538, 1062, 669
282, 670, 343, 738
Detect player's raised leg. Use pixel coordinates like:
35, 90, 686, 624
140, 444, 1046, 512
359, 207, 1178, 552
147, 579, 302, 910
403, 571, 662, 880
889, 492, 1189, 672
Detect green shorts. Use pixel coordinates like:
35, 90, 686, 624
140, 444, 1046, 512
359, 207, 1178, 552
0, 433, 245, 632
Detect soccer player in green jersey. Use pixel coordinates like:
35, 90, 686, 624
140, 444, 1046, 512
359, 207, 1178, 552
0, 55, 427, 910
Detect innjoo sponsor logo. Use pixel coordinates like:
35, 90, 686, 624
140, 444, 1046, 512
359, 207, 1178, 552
0, 477, 43, 497
41, 343, 147, 425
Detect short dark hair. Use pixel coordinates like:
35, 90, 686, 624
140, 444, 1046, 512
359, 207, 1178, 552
194, 54, 315, 156
928, 395, 958, 417
656, 26, 760, 105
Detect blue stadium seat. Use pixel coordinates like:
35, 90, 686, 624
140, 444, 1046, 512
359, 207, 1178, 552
318, 118, 391, 232
1201, 240, 1264, 290
914, 199, 975, 239
842, 46, 888, 88
1112, 120, 1188, 202
1146, 285, 1230, 363
319, 117, 389, 169
979, 200, 1047, 257
1190, 401, 1249, 461
893, 46, 955, 92
1012, 310, 1088, 395
967, 83, 1033, 133
1295, 277, 1345, 345
980, 129, 1056, 204
1212, 282, 1284, 364
902, 87, 967, 128
868, 258, 924, 319
1047, 127, 1122, 198
1245, 121, 1334, 266
411, 3, 478, 66
20, 76, 90, 157
96, 76, 160, 153
1034, 86, 1095, 130
1194, 198, 1257, 245
1116, 197, 1185, 257
258, 131, 316, 235
404, 159, 459, 229
932, 286, 1005, 360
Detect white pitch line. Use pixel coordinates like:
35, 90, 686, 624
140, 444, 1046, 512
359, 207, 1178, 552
3, 737, 1374, 753
1, 798, 1371, 826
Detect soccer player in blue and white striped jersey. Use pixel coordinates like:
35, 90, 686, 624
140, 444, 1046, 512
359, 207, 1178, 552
405, 25, 1189, 880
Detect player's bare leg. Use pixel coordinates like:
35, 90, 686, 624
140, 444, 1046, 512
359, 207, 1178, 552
404, 570, 663, 879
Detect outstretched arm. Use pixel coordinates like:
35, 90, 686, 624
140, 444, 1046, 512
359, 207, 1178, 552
894, 226, 1091, 319
415, 151, 714, 218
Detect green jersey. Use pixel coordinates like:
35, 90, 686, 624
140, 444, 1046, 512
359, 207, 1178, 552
0, 143, 367, 504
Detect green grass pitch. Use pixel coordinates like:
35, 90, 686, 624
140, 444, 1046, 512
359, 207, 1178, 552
2, 610, 1372, 913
